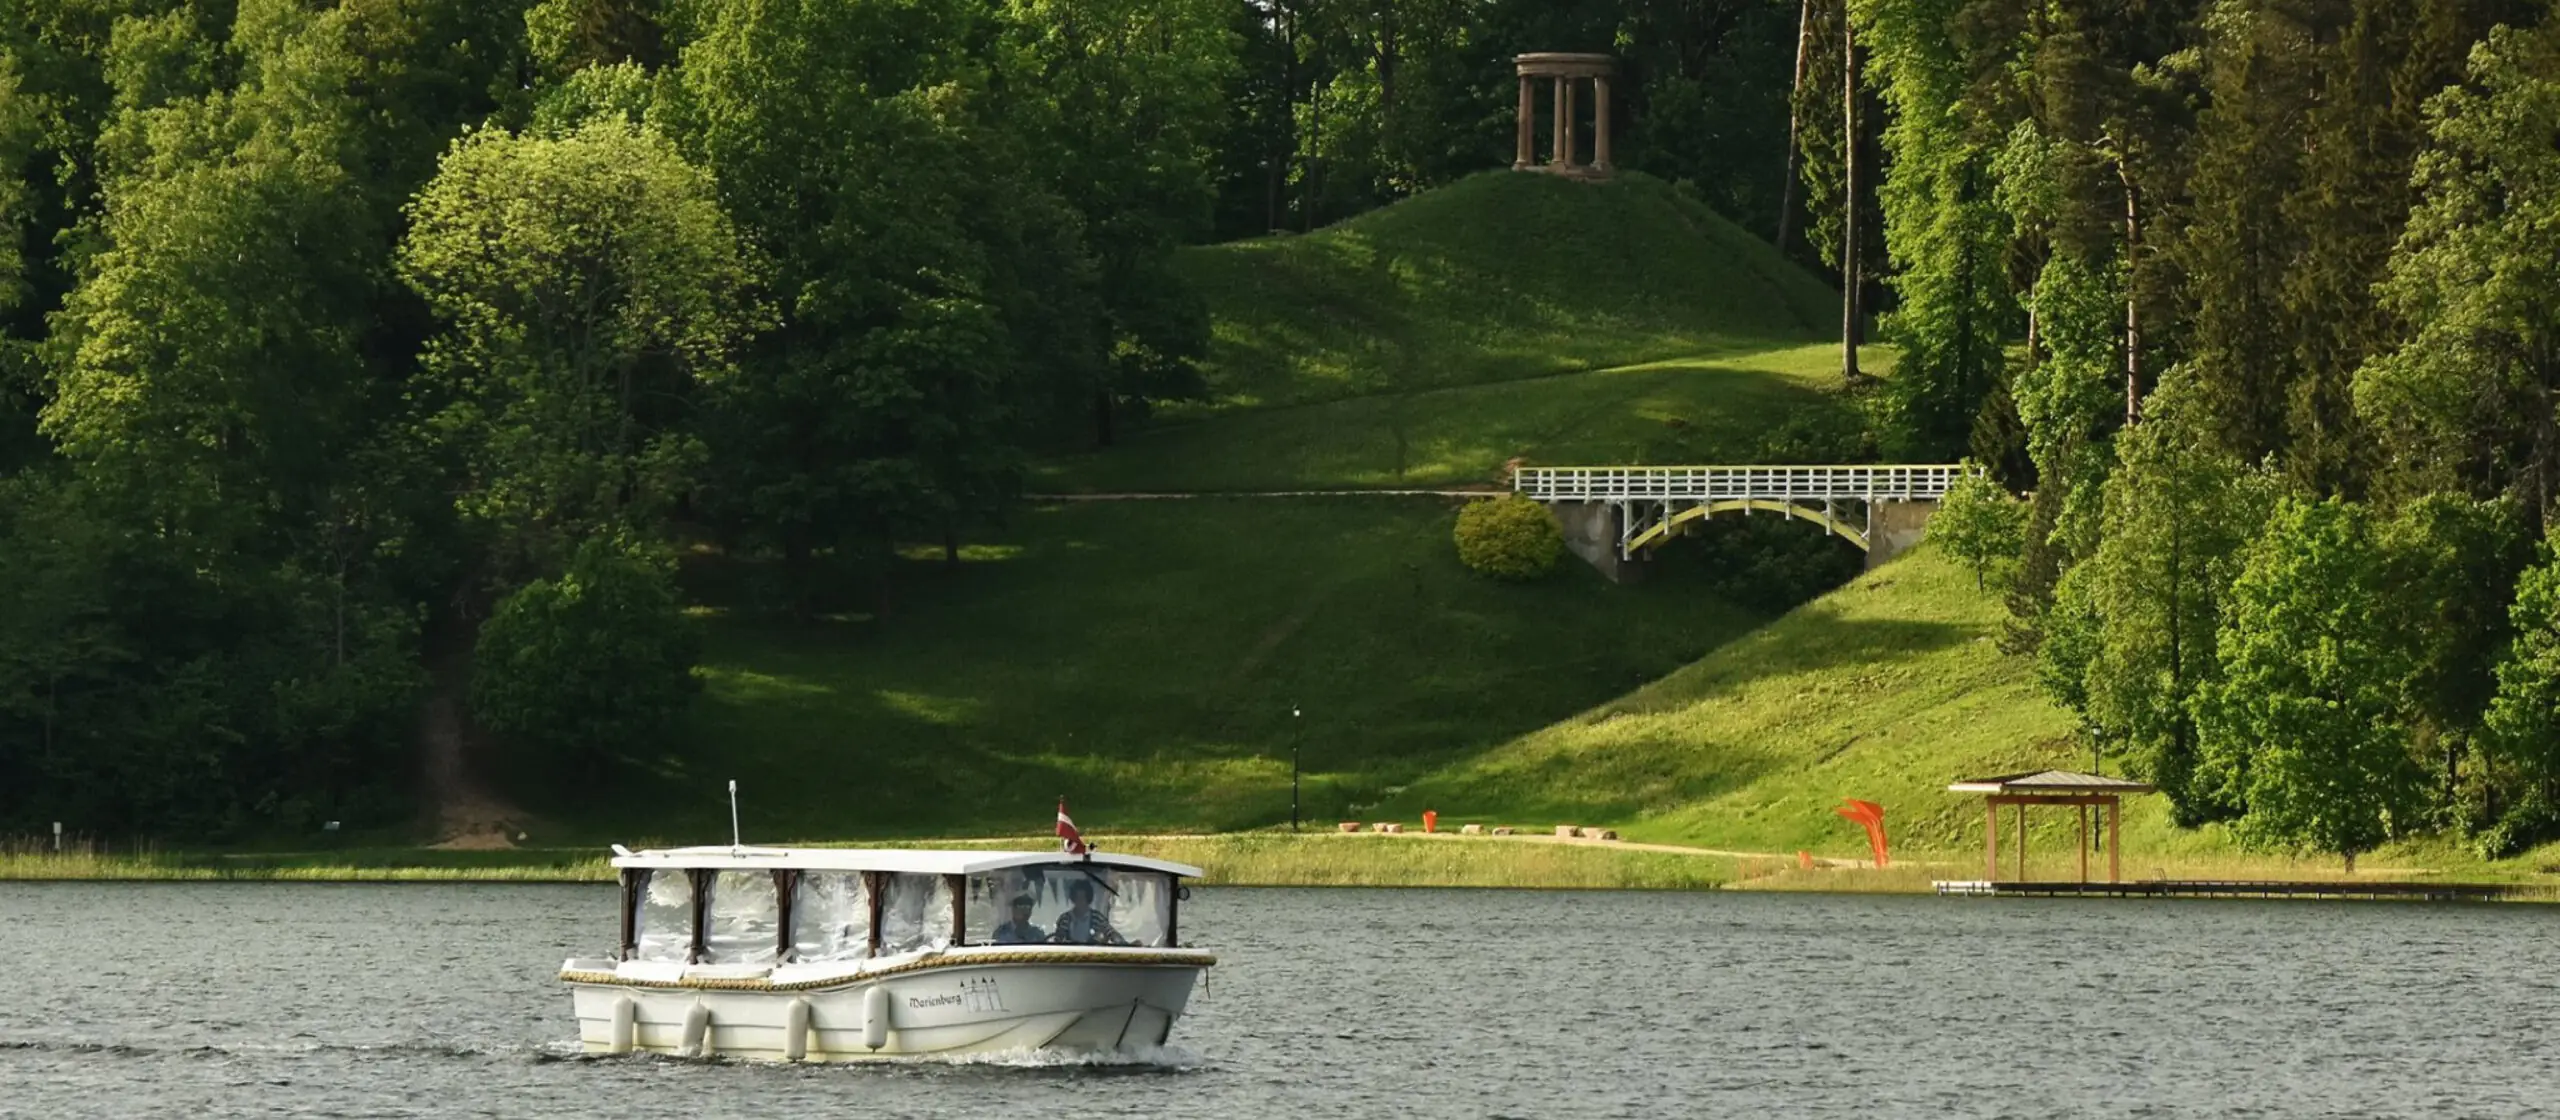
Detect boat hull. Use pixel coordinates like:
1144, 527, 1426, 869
564, 953, 1207, 1061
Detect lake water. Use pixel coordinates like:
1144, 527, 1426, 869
3, 884, 2556, 1118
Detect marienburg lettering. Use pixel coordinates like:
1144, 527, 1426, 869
907, 993, 964, 1010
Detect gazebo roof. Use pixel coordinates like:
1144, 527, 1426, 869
1947, 770, 2155, 795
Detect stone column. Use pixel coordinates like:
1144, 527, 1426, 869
1593, 75, 1613, 173
1562, 76, 1578, 168
1514, 76, 1535, 169
1550, 76, 1566, 166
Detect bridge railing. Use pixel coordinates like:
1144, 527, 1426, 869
1513, 464, 1968, 502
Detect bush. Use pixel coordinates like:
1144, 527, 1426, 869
1454, 495, 1564, 580
1934, 463, 2027, 591
471, 539, 700, 780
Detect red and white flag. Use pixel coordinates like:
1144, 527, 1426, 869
1056, 797, 1088, 855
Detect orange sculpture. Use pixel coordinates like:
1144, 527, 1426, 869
1835, 799, 1888, 868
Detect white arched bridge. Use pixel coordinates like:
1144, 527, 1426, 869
1512, 463, 1970, 577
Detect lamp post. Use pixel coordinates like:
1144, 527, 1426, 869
1290, 705, 1302, 832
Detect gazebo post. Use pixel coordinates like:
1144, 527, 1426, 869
1593, 75, 1613, 172
1550, 76, 1566, 166
2015, 800, 2026, 880
1514, 76, 1535, 169
2078, 804, 2089, 883
1984, 800, 1998, 880
2108, 795, 2121, 883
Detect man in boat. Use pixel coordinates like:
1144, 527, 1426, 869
1047, 879, 1126, 945
992, 895, 1045, 943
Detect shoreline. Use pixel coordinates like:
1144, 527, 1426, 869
6, 832, 2553, 897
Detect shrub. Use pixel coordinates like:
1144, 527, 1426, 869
1934, 463, 2027, 591
472, 539, 700, 780
1454, 495, 1564, 580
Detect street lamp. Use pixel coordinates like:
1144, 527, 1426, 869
1290, 705, 1302, 833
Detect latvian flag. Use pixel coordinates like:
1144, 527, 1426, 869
1057, 797, 1088, 855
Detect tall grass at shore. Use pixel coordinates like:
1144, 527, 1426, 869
0, 833, 1729, 890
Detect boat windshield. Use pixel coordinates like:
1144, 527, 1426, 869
790, 871, 870, 962
703, 870, 780, 966
876, 872, 954, 956
632, 870, 694, 963
964, 865, 1174, 948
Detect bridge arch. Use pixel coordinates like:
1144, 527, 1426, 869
1622, 498, 1870, 554
1512, 463, 1972, 579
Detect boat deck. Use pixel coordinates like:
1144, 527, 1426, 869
1933, 879, 2522, 902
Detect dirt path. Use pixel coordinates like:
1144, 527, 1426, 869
417, 641, 530, 850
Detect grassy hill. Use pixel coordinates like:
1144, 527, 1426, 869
1176, 170, 1840, 410
1040, 171, 1868, 494
1381, 543, 2548, 878
499, 170, 1905, 863
539, 499, 1777, 843
1036, 344, 1886, 494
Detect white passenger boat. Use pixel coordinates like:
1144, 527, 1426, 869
558, 845, 1213, 1060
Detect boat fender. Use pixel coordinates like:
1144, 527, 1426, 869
861, 984, 891, 1051
784, 998, 811, 1062
682, 1002, 711, 1058
608, 996, 636, 1055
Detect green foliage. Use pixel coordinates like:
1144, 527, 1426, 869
1856, 0, 2018, 459
1932, 464, 2025, 590
992, 0, 1230, 442
2380, 493, 2529, 825
2013, 251, 2124, 560
2196, 498, 2420, 862
2481, 544, 2560, 853
2073, 378, 2274, 822
1453, 494, 1563, 581
471, 539, 699, 780
399, 119, 759, 577
661, 0, 1098, 610
2355, 20, 2560, 517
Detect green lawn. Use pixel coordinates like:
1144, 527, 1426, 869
1038, 344, 1888, 493
527, 498, 1778, 844
1379, 543, 2560, 881
1178, 170, 1838, 411
1383, 543, 2073, 852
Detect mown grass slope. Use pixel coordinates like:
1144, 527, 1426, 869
1037, 343, 1888, 494
540, 499, 1776, 842
1385, 544, 2560, 878
1178, 170, 1839, 410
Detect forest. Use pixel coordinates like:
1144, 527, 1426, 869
0, 0, 2554, 863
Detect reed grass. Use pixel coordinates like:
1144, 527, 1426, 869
0, 833, 1728, 890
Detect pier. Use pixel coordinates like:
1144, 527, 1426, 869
1933, 879, 2523, 902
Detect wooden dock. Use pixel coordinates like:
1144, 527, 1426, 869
1933, 879, 2523, 902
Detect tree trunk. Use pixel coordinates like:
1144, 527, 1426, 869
1093, 387, 1116, 448
1777, 0, 1813, 248
2121, 164, 2143, 425
1840, 8, 1863, 385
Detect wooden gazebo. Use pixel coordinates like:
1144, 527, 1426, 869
1948, 770, 2154, 883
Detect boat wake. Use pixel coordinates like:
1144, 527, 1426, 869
526, 1038, 1207, 1071
0, 1037, 532, 1061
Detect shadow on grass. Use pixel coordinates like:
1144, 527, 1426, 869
518, 500, 1785, 843
1036, 354, 1861, 494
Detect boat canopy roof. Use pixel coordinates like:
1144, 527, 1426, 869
609, 845, 1205, 879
